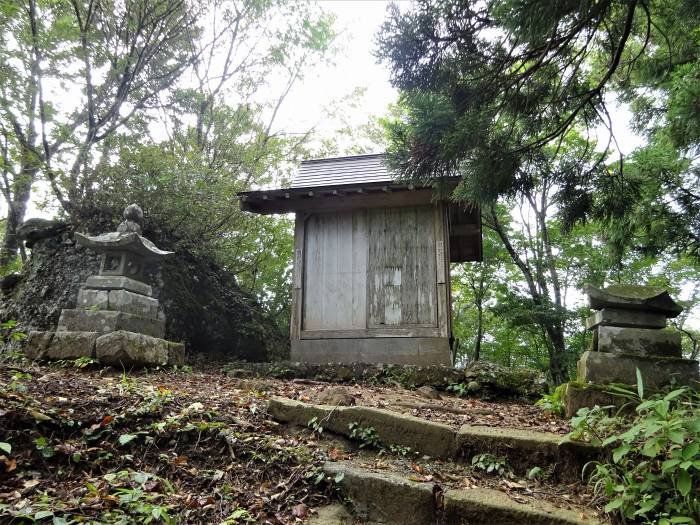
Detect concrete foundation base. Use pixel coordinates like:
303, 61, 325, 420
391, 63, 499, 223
594, 326, 682, 357
563, 382, 631, 418
291, 337, 452, 366
577, 351, 699, 390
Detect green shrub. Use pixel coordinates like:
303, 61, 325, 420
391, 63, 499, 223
569, 386, 700, 524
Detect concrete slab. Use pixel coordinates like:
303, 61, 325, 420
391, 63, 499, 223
268, 397, 458, 459
457, 425, 597, 480
443, 485, 602, 524
108, 289, 159, 319
323, 462, 436, 525
291, 337, 451, 366
95, 330, 184, 368
77, 289, 109, 310
307, 504, 355, 525
267, 398, 598, 480
84, 275, 152, 296
323, 462, 604, 525
24, 331, 54, 360
46, 331, 98, 360
563, 382, 629, 418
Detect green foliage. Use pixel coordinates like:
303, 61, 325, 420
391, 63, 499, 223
101, 470, 176, 524
3, 370, 31, 393
220, 508, 255, 524
348, 422, 382, 450
307, 416, 324, 436
471, 453, 508, 476
34, 436, 55, 459
0, 0, 338, 333
0, 256, 22, 277
535, 384, 568, 417
569, 387, 700, 523
376, 0, 700, 261
54, 356, 99, 369
1, 319, 26, 344
446, 382, 469, 397
170, 364, 193, 374
526, 466, 545, 481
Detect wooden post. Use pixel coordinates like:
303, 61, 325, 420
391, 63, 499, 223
435, 204, 450, 338
290, 215, 306, 341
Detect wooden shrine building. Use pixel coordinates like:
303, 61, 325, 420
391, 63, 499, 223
239, 154, 482, 365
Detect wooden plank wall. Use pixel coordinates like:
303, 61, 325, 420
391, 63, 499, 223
303, 210, 367, 330
367, 206, 437, 328
300, 205, 442, 335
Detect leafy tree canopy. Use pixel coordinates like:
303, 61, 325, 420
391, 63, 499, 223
376, 0, 700, 259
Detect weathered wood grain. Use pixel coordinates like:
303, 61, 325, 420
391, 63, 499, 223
303, 210, 367, 330
301, 204, 443, 336
290, 216, 306, 341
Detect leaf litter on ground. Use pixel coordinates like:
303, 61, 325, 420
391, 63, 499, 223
1, 360, 585, 524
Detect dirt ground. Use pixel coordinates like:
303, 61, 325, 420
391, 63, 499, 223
0, 361, 595, 524
284, 381, 571, 434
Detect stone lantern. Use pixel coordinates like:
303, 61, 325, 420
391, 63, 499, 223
564, 284, 699, 416
25, 205, 185, 367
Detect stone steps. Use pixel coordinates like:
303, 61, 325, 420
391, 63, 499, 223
322, 461, 604, 525
267, 397, 598, 481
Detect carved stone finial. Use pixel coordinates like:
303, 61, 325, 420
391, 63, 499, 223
117, 204, 144, 235
123, 204, 144, 223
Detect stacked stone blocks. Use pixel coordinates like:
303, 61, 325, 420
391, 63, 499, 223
577, 284, 698, 390
25, 204, 184, 368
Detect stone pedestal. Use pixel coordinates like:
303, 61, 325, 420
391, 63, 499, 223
24, 204, 184, 368
566, 284, 698, 416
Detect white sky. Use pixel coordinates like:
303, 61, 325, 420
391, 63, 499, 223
271, 1, 399, 145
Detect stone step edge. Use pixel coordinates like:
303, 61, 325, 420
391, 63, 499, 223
267, 397, 598, 479
323, 462, 604, 525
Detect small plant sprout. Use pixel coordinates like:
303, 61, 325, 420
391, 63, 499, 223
471, 453, 508, 476
348, 422, 382, 449
526, 466, 544, 480
307, 416, 324, 436
446, 382, 468, 397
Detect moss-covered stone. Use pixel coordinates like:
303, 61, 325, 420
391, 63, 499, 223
268, 397, 598, 480
95, 330, 184, 367
584, 284, 683, 317
443, 485, 603, 524
1, 229, 286, 361
563, 382, 629, 418
577, 351, 699, 389
463, 361, 546, 399
324, 461, 604, 525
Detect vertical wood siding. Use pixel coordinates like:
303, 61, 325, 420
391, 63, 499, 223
303, 210, 367, 330
302, 205, 439, 332
367, 206, 437, 327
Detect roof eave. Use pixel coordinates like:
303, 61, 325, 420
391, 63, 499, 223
238, 178, 460, 215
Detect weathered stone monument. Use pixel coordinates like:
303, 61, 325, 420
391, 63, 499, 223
25, 205, 185, 367
566, 284, 699, 415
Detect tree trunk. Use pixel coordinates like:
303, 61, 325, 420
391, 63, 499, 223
0, 159, 36, 268
488, 206, 569, 384
474, 303, 483, 361
544, 322, 568, 384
